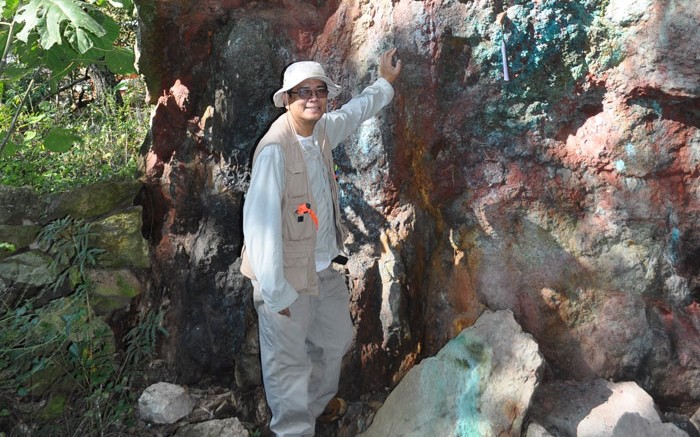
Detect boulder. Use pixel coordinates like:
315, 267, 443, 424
361, 310, 543, 437
527, 379, 685, 436
23, 294, 116, 396
0, 224, 40, 260
0, 186, 44, 225
525, 422, 555, 437
0, 250, 71, 308
92, 207, 150, 269
612, 412, 689, 437
692, 407, 700, 434
132, 0, 700, 415
138, 382, 194, 424
44, 180, 143, 221
86, 269, 144, 315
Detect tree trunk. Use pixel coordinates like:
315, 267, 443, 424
88, 64, 123, 110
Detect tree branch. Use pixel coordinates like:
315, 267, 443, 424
0, 69, 38, 156
0, 19, 16, 77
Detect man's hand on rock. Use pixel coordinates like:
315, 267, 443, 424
379, 48, 402, 83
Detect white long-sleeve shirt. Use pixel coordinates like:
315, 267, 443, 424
243, 77, 395, 312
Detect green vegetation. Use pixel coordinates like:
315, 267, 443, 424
0, 216, 167, 434
0, 2, 157, 434
0, 81, 147, 193
0, 0, 148, 194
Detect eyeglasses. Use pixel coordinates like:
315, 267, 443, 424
288, 88, 329, 99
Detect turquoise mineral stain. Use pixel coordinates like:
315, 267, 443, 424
667, 227, 681, 264
422, 333, 491, 436
615, 159, 626, 172
672, 227, 681, 241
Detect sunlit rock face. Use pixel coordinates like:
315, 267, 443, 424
361, 310, 543, 437
135, 0, 700, 412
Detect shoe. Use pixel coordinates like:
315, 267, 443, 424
318, 397, 347, 423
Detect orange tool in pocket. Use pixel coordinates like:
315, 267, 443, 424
296, 202, 318, 229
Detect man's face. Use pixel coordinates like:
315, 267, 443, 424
287, 79, 329, 124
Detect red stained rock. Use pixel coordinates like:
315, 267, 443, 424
134, 0, 700, 418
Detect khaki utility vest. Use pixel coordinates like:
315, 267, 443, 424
240, 112, 345, 295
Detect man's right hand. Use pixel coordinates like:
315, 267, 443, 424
379, 48, 402, 84
279, 308, 291, 317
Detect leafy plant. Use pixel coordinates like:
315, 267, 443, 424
37, 215, 105, 290
0, 241, 16, 252
0, 0, 137, 156
124, 309, 168, 367
0, 77, 147, 193
1, 216, 168, 435
69, 305, 168, 435
0, 217, 103, 404
0, 300, 64, 394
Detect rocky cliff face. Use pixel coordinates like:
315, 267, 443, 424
134, 0, 700, 414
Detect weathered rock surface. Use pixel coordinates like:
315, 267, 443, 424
29, 295, 117, 397
612, 413, 689, 437
528, 379, 687, 436
86, 268, 144, 315
132, 0, 700, 425
0, 250, 70, 308
361, 310, 543, 437
0, 181, 148, 312
92, 207, 150, 269
0, 186, 45, 224
0, 224, 40, 260
44, 180, 143, 221
174, 417, 249, 437
138, 382, 194, 425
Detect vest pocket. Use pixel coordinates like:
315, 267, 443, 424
283, 252, 311, 293
284, 195, 315, 241
283, 241, 318, 293
285, 161, 307, 198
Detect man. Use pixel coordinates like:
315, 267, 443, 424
241, 49, 402, 437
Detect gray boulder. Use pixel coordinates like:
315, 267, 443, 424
138, 382, 194, 424
613, 412, 688, 437
0, 224, 40, 260
86, 268, 144, 315
361, 310, 544, 437
0, 250, 71, 307
0, 186, 45, 225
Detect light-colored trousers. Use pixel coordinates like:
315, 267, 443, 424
253, 267, 354, 437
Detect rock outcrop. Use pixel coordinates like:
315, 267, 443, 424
0, 181, 149, 424
132, 0, 700, 422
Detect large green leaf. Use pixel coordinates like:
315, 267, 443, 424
43, 43, 80, 80
43, 127, 81, 153
79, 12, 118, 55
105, 46, 135, 75
15, 0, 106, 53
0, 137, 20, 156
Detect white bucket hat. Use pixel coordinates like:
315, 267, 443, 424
272, 61, 341, 108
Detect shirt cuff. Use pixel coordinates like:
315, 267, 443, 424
375, 77, 395, 96
266, 286, 299, 313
